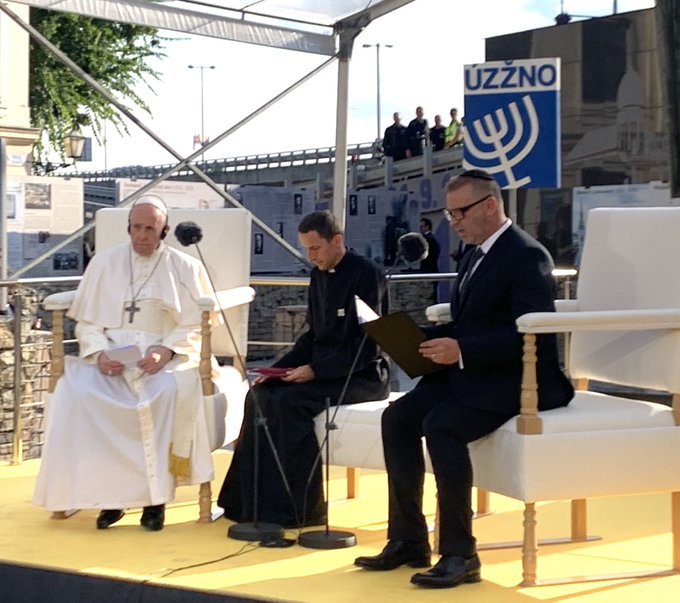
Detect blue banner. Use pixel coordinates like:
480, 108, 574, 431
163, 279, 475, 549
463, 58, 561, 189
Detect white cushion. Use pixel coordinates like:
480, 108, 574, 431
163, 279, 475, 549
314, 393, 400, 471
470, 394, 680, 502
213, 365, 249, 446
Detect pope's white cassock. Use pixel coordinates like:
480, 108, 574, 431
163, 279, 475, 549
33, 241, 217, 511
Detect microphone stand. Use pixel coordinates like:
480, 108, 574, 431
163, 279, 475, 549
185, 231, 292, 542
299, 233, 428, 550
298, 396, 357, 549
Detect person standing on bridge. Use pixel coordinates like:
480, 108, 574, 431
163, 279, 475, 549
383, 112, 408, 161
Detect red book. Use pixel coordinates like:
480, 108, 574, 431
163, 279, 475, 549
247, 367, 291, 378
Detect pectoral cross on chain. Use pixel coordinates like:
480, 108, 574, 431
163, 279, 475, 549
125, 300, 140, 323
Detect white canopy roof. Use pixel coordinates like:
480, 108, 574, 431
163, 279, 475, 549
10, 0, 414, 55
1, 0, 415, 274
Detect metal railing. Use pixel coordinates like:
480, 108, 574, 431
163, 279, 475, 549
1, 268, 577, 466
77, 142, 381, 182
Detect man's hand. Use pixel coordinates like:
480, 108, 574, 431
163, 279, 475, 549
97, 351, 124, 377
419, 337, 460, 365
281, 364, 315, 383
137, 346, 174, 375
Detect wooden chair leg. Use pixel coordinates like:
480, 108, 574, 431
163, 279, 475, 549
673, 491, 680, 570
521, 502, 538, 587
346, 467, 359, 499
198, 482, 212, 523
571, 498, 587, 540
476, 489, 490, 516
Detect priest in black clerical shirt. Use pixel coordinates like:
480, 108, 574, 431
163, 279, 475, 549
218, 210, 390, 528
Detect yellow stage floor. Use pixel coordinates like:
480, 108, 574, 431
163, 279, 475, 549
2, 451, 679, 602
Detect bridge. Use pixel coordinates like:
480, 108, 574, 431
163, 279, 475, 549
77, 142, 465, 207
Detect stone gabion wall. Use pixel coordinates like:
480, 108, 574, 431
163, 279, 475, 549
249, 278, 439, 361
0, 288, 52, 463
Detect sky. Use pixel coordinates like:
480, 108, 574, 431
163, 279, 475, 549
70, 0, 656, 173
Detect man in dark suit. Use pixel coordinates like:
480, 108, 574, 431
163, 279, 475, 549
419, 217, 441, 302
355, 169, 574, 588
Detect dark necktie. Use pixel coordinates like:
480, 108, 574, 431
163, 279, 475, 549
458, 246, 485, 298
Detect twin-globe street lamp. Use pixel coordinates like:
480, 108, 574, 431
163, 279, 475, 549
188, 64, 216, 161
362, 43, 393, 142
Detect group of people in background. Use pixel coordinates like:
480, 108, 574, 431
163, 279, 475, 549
383, 107, 464, 161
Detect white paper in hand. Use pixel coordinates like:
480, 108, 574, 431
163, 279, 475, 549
106, 344, 142, 365
354, 295, 379, 324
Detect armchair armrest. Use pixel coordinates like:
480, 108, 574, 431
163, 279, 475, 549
555, 299, 579, 312
517, 308, 680, 334
197, 286, 255, 313
43, 290, 77, 311
426, 302, 451, 324
428, 298, 578, 325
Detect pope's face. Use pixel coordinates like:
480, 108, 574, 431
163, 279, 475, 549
298, 230, 344, 271
129, 204, 166, 256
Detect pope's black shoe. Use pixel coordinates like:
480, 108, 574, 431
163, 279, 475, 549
410, 553, 481, 588
354, 540, 431, 571
140, 505, 165, 531
96, 509, 125, 529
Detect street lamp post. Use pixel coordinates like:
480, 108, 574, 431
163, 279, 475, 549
362, 43, 393, 141
188, 64, 215, 162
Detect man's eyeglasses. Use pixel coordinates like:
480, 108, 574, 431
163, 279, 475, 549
443, 194, 492, 222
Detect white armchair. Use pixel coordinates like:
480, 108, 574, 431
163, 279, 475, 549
44, 208, 254, 522
469, 207, 680, 585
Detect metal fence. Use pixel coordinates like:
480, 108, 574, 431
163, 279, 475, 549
0, 268, 577, 466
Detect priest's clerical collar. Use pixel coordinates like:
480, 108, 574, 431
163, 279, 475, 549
328, 248, 351, 274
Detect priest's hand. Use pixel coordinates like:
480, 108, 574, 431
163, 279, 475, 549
138, 346, 174, 375
98, 352, 124, 377
281, 364, 315, 383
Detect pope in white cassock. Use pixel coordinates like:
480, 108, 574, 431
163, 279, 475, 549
33, 197, 216, 531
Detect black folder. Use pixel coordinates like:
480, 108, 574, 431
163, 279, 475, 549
361, 311, 441, 379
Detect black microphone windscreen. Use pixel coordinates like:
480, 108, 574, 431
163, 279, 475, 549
398, 232, 429, 264
174, 221, 203, 246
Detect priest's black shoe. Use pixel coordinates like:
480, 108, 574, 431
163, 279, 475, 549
410, 553, 481, 588
96, 509, 125, 529
354, 540, 431, 571
140, 505, 165, 531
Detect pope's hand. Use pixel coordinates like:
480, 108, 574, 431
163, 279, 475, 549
138, 346, 173, 375
97, 351, 124, 377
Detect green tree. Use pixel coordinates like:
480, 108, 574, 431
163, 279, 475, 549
29, 9, 165, 168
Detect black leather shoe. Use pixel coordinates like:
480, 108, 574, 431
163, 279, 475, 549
410, 553, 481, 588
96, 509, 125, 529
140, 505, 165, 531
354, 540, 431, 571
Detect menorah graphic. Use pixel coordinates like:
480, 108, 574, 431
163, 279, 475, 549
464, 94, 539, 187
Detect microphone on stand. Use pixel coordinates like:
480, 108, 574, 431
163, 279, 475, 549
174, 221, 293, 543
395, 231, 430, 269
298, 231, 429, 550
